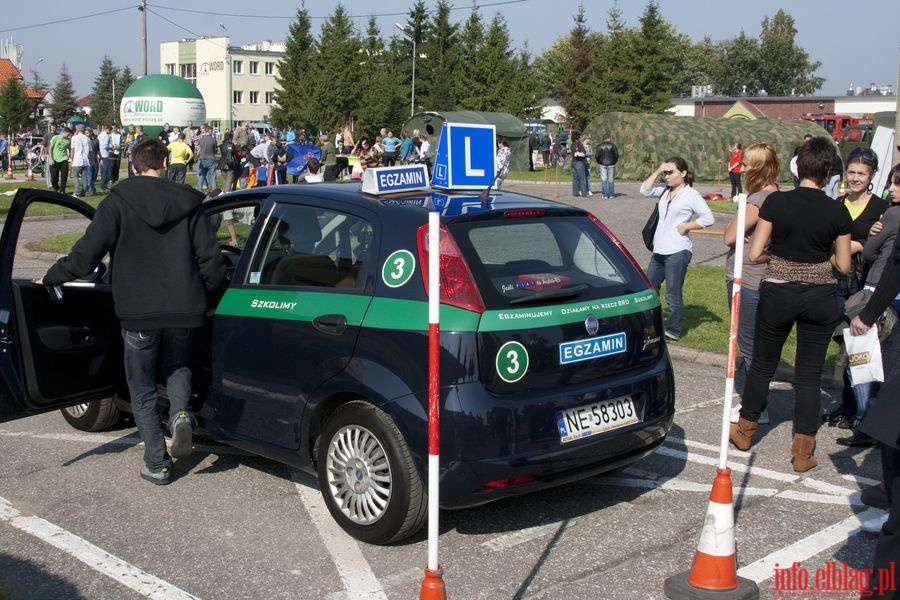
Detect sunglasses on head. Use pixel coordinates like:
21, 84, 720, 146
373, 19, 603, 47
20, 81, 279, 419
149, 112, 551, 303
848, 148, 877, 162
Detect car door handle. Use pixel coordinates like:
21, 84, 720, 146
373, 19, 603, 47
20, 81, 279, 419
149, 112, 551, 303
313, 314, 347, 335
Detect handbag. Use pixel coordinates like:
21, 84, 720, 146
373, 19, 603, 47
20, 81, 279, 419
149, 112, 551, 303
641, 203, 660, 251
843, 326, 884, 385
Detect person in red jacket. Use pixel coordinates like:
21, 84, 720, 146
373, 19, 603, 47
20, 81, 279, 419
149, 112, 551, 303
728, 142, 743, 198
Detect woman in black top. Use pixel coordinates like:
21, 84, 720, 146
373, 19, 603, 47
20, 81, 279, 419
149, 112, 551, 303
730, 137, 852, 473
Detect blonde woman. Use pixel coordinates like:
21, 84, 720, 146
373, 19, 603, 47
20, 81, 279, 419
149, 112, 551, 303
724, 143, 779, 424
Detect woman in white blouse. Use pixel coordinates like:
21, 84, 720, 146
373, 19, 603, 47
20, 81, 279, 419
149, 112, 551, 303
640, 157, 715, 341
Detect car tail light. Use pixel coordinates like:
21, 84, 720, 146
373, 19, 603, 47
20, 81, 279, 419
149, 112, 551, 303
417, 223, 485, 314
588, 213, 653, 289
481, 474, 537, 490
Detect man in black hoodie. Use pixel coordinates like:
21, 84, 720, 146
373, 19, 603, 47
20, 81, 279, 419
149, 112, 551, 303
37, 137, 226, 485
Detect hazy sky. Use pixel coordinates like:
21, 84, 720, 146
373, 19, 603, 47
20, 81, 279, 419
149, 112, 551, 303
3, 0, 897, 98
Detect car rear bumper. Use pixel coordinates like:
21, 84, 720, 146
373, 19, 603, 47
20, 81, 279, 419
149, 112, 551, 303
388, 352, 675, 509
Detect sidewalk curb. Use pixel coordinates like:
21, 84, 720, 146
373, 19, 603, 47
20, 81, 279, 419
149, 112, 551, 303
666, 344, 840, 390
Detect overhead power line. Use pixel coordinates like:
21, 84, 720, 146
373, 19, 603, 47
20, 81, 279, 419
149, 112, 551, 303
0, 6, 134, 34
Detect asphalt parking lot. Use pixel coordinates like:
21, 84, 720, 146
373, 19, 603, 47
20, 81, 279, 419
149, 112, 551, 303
0, 357, 886, 599
0, 180, 888, 599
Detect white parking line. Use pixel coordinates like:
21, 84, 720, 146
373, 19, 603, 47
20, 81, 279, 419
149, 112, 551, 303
737, 508, 888, 583
481, 522, 563, 552
0, 428, 250, 455
0, 495, 199, 599
290, 470, 388, 600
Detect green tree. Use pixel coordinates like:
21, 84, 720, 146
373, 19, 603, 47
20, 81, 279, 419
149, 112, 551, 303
0, 77, 31, 132
89, 57, 119, 129
47, 64, 78, 124
309, 4, 362, 133
504, 46, 542, 119
757, 10, 823, 95
672, 36, 722, 98
270, 7, 316, 129
592, 2, 637, 113
355, 17, 406, 134
718, 32, 760, 96
396, 0, 429, 114
630, 1, 675, 113
471, 14, 517, 113
558, 4, 597, 130
456, 7, 486, 110
419, 0, 460, 112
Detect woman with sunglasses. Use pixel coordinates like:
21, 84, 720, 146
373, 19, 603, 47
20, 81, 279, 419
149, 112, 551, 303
724, 143, 780, 425
730, 137, 852, 472
640, 157, 715, 341
824, 147, 889, 428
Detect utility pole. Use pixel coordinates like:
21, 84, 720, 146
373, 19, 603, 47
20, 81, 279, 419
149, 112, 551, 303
894, 46, 899, 168
140, 0, 148, 76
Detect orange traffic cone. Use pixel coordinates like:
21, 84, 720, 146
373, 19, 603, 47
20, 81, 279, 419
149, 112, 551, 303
4, 162, 14, 180
419, 567, 446, 600
664, 468, 759, 599
25, 162, 34, 181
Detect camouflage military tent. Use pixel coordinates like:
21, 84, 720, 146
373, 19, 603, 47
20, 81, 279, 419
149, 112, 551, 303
584, 112, 830, 182
402, 111, 530, 172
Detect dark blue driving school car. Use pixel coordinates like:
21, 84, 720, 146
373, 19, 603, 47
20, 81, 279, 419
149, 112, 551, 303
0, 177, 674, 544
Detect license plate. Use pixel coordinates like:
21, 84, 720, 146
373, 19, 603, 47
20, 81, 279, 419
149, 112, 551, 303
556, 396, 639, 443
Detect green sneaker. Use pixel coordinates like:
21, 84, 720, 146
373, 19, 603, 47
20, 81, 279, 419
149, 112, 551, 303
170, 411, 193, 460
140, 464, 172, 485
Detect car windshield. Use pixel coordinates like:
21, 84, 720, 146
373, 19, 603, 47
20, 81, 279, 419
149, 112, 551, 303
449, 216, 646, 309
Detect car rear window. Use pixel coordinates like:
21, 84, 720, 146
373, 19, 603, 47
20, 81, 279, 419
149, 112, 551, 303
449, 216, 648, 310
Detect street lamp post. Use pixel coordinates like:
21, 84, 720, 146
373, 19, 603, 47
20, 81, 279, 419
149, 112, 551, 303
220, 24, 233, 131
394, 23, 416, 117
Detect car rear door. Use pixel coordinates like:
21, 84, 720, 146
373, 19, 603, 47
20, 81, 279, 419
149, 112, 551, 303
0, 189, 121, 423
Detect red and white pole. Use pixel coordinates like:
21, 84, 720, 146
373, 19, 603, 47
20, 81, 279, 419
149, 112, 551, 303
420, 210, 447, 599
719, 193, 746, 469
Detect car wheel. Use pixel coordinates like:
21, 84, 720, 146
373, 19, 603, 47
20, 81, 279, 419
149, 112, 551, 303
60, 397, 122, 432
317, 401, 426, 545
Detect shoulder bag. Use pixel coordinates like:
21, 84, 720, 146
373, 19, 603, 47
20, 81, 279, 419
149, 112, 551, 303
641, 202, 660, 251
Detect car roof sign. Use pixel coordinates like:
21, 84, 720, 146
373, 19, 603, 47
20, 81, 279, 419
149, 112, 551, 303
362, 164, 431, 195
431, 122, 496, 190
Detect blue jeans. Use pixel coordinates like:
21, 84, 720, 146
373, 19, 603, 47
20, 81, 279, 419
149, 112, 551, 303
72, 165, 87, 196
571, 160, 588, 196
599, 164, 615, 197
196, 158, 217, 192
647, 250, 692, 337
726, 281, 760, 395
100, 157, 110, 188
122, 328, 195, 470
86, 162, 97, 194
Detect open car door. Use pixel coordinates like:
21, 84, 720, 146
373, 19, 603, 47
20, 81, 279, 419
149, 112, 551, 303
0, 189, 122, 423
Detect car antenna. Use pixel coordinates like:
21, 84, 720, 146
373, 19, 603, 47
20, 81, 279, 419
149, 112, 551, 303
479, 170, 503, 206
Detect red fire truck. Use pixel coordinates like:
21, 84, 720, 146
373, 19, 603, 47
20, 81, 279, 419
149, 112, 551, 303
800, 114, 867, 142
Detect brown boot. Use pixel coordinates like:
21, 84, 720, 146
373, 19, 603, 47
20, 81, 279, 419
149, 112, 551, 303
791, 433, 818, 473
729, 417, 758, 451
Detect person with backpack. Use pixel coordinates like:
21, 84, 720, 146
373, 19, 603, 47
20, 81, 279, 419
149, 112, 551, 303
218, 130, 241, 192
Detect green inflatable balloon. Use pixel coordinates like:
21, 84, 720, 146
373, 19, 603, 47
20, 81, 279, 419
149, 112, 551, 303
119, 74, 206, 138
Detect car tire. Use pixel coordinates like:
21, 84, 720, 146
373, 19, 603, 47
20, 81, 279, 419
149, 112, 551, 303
60, 397, 122, 432
316, 401, 426, 545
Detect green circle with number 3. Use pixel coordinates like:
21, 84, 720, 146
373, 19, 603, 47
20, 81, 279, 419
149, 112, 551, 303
381, 250, 416, 288
496, 341, 529, 383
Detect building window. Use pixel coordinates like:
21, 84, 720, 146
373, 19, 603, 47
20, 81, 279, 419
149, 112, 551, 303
232, 60, 243, 75
233, 90, 243, 104
264, 62, 274, 75
180, 63, 197, 86
265, 91, 274, 105
165, 63, 175, 75
249, 61, 258, 75
249, 91, 259, 104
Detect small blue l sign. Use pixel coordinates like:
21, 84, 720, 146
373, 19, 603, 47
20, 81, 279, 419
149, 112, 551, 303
431, 122, 496, 190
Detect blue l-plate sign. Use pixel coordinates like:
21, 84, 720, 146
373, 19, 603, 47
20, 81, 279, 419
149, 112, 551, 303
431, 122, 496, 190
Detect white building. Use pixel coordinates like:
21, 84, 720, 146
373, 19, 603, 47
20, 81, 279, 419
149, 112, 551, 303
159, 36, 285, 130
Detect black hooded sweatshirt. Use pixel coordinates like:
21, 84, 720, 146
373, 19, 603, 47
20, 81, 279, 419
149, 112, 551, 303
43, 176, 226, 331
